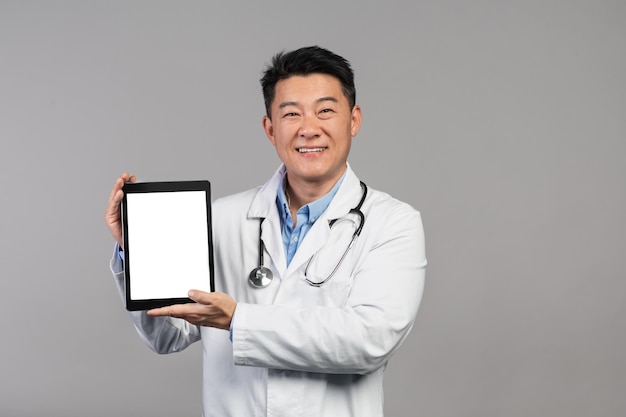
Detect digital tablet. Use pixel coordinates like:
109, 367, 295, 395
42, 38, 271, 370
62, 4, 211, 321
121, 180, 214, 311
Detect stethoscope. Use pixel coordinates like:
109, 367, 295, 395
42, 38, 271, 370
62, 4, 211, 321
248, 181, 367, 288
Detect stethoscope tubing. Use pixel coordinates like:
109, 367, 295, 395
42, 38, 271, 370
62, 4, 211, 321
249, 181, 367, 288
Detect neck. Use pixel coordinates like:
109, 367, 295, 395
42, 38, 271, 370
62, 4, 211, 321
284, 168, 346, 210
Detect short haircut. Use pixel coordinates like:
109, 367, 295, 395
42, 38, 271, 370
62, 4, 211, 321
260, 46, 356, 117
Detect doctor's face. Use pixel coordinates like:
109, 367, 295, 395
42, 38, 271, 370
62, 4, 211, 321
262, 73, 362, 192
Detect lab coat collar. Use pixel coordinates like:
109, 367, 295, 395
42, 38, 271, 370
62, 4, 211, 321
246, 163, 362, 221
246, 164, 287, 220
322, 165, 363, 221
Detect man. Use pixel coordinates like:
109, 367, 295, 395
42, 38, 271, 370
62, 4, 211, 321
105, 46, 426, 417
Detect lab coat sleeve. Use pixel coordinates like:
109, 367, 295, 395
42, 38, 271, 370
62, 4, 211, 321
110, 245, 201, 354
232, 203, 426, 374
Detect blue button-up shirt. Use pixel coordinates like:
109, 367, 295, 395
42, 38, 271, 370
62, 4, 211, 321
276, 171, 345, 265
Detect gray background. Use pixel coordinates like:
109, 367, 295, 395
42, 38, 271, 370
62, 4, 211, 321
1, 1, 624, 416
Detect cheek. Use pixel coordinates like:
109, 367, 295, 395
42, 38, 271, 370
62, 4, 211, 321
275, 126, 300, 147
274, 139, 292, 156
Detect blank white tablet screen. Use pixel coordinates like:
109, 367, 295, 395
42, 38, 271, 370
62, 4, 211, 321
125, 191, 211, 300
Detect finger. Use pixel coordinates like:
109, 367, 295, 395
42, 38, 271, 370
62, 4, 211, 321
104, 190, 124, 231
107, 177, 125, 207
147, 303, 198, 317
147, 305, 180, 317
116, 175, 127, 194
106, 189, 123, 211
106, 173, 137, 215
146, 308, 163, 317
120, 171, 135, 183
107, 176, 122, 202
187, 289, 214, 305
122, 172, 137, 184
188, 291, 236, 323
108, 172, 136, 197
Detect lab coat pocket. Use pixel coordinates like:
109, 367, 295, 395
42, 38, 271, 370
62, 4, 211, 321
292, 252, 357, 307
287, 275, 353, 308
313, 278, 353, 307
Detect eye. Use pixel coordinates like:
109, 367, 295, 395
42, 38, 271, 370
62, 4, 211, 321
318, 108, 335, 118
283, 112, 299, 118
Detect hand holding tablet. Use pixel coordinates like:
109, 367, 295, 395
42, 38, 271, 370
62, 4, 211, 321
146, 289, 236, 330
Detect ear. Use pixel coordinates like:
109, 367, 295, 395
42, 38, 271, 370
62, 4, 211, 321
350, 105, 362, 137
262, 115, 275, 145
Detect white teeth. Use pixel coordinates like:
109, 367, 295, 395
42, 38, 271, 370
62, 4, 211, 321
298, 147, 326, 153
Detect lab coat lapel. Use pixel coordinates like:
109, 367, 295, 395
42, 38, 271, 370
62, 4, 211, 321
261, 214, 286, 276
286, 165, 363, 275
247, 166, 288, 276
247, 164, 364, 278
285, 215, 331, 276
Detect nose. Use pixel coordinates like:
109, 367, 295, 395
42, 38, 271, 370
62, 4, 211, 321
298, 114, 321, 139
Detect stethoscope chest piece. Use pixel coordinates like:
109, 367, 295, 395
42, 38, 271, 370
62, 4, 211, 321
249, 266, 273, 288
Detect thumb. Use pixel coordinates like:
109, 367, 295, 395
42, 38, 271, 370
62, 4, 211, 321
188, 289, 213, 304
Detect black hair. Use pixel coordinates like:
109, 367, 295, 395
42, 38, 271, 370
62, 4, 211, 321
260, 46, 356, 117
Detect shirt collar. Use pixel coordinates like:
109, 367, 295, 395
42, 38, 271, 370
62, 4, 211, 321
276, 170, 347, 225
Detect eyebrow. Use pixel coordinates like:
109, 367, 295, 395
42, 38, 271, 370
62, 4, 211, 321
278, 96, 339, 109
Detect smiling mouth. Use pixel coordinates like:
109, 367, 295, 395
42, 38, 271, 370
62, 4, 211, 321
297, 147, 327, 153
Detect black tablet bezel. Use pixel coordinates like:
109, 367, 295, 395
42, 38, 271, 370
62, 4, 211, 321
121, 180, 214, 311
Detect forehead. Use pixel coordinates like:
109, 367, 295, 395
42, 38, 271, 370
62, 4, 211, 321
273, 74, 346, 105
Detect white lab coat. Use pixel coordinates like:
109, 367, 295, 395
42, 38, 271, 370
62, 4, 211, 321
111, 164, 426, 417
